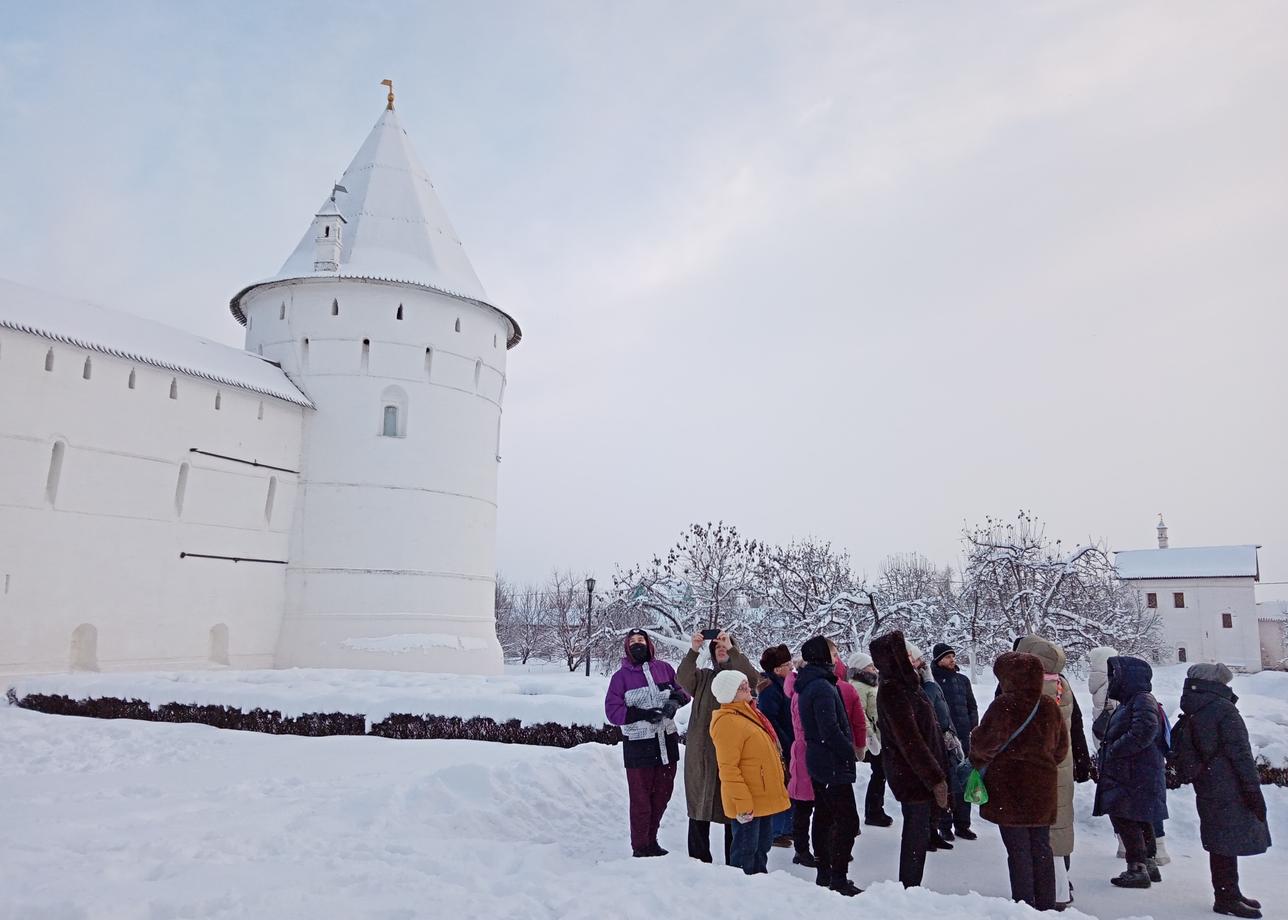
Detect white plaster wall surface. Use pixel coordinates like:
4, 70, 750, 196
242, 279, 509, 674
1135, 577, 1262, 672
0, 329, 303, 676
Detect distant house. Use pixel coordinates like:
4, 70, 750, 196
1257, 600, 1288, 671
1114, 518, 1262, 673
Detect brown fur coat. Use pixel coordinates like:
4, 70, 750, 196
970, 652, 1069, 827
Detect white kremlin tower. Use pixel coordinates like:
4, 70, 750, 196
0, 85, 516, 676
232, 85, 520, 674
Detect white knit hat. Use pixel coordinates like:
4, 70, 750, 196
847, 650, 873, 671
711, 669, 749, 704
905, 641, 924, 661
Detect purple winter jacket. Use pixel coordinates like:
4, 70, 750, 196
605, 633, 690, 769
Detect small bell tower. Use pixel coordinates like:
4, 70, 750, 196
312, 184, 347, 272
1157, 514, 1169, 549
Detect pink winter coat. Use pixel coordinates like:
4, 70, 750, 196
835, 660, 868, 755
785, 670, 812, 801
785, 662, 867, 801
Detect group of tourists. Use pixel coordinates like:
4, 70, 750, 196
604, 627, 1272, 916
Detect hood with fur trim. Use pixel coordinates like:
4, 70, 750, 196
994, 651, 1045, 699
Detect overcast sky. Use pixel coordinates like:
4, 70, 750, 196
3, 2, 1285, 601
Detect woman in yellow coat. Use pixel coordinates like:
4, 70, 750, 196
708, 669, 791, 874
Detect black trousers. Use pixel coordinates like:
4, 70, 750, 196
939, 789, 972, 832
687, 818, 732, 864
1210, 853, 1240, 896
899, 801, 931, 888
999, 825, 1056, 911
1110, 815, 1157, 863
864, 752, 889, 819
791, 797, 823, 858
814, 782, 860, 875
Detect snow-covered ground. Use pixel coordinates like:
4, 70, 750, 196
2, 663, 1284, 919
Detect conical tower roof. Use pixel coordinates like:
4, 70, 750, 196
231, 106, 519, 346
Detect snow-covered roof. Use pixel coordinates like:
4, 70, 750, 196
229, 108, 521, 348
1113, 545, 1260, 580
0, 278, 313, 408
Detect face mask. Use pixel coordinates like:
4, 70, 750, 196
628, 644, 651, 664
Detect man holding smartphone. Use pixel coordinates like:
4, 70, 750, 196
677, 629, 762, 863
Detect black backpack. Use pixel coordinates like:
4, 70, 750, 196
1166, 712, 1202, 786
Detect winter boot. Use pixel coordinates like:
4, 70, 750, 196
955, 827, 978, 841
1214, 890, 1262, 919
829, 876, 863, 897
646, 843, 668, 857
1111, 863, 1152, 889
1234, 891, 1262, 910
815, 866, 833, 888
928, 831, 953, 851
772, 834, 793, 848
1153, 838, 1170, 866
632, 848, 650, 858
1146, 858, 1162, 883
942, 827, 955, 842
1054, 856, 1072, 910
792, 851, 818, 868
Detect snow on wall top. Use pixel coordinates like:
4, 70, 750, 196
1114, 544, 1260, 580
229, 108, 522, 348
0, 277, 313, 408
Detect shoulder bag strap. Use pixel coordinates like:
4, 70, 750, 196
980, 699, 1041, 777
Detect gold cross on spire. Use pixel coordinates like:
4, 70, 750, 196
381, 79, 395, 111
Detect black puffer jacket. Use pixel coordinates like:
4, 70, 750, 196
795, 662, 857, 786
1178, 678, 1271, 857
1092, 656, 1168, 824
931, 661, 979, 755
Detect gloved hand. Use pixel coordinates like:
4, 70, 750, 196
944, 731, 964, 764
736, 812, 754, 825
626, 705, 665, 724
659, 699, 680, 720
668, 688, 688, 705
1089, 761, 1100, 784
933, 781, 949, 810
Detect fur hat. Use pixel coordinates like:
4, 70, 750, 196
1187, 662, 1234, 685
760, 644, 792, 673
801, 636, 832, 665
712, 669, 750, 704
932, 642, 955, 664
847, 650, 874, 672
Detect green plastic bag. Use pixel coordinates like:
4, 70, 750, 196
963, 767, 989, 805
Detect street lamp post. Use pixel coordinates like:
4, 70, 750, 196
585, 577, 596, 677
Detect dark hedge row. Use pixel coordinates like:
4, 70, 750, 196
368, 713, 619, 747
6, 690, 618, 749
6, 689, 1284, 783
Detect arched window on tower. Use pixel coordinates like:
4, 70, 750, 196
175, 462, 190, 516
424, 347, 433, 380
82, 357, 92, 380
361, 338, 370, 373
332, 299, 340, 316
378, 384, 408, 438
454, 318, 461, 333
44, 348, 54, 372
128, 368, 136, 389
324, 226, 330, 238
169, 379, 178, 400
280, 302, 287, 320
396, 304, 404, 320
474, 359, 483, 392
46, 440, 66, 505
